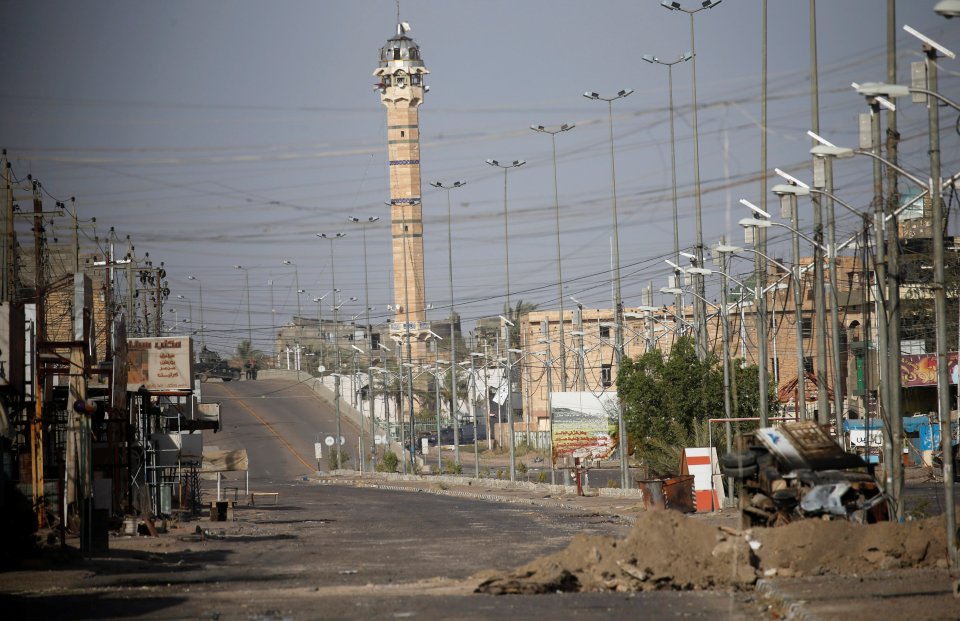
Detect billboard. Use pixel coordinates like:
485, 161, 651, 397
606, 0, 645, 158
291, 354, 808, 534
900, 352, 959, 387
127, 337, 194, 392
550, 392, 618, 460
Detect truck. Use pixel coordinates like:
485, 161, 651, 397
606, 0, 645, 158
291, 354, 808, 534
194, 347, 240, 382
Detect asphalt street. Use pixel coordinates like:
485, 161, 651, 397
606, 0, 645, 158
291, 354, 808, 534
8, 376, 954, 620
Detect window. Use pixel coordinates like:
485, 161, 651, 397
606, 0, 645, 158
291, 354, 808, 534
382, 75, 392, 86
395, 75, 405, 87
599, 325, 610, 339
393, 47, 401, 60
803, 356, 814, 373
400, 130, 405, 137
601, 364, 613, 387
801, 318, 813, 339
411, 74, 421, 85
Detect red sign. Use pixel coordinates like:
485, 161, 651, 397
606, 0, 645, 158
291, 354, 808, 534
900, 352, 959, 387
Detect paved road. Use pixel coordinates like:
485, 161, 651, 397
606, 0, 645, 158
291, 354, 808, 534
88, 377, 754, 619
205, 376, 363, 480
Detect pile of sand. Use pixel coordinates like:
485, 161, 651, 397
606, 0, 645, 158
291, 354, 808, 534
474, 511, 949, 594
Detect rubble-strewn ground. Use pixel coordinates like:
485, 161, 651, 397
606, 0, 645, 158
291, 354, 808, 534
475, 510, 951, 594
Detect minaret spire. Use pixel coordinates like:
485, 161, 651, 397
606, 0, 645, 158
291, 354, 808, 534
374, 21, 430, 361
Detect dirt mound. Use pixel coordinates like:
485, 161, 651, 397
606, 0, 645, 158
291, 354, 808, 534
474, 512, 949, 594
475, 511, 755, 594
753, 515, 948, 577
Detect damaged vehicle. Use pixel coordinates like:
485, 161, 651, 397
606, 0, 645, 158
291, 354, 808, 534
720, 420, 891, 527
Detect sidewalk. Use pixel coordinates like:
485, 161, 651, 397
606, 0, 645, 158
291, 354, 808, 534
321, 470, 960, 620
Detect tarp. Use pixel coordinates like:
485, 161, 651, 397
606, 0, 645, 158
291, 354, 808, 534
777, 371, 833, 403
201, 448, 249, 473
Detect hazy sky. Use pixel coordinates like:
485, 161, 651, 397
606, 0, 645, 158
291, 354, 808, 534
2, 1, 957, 357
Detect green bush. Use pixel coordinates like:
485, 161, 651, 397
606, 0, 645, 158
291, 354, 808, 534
536, 471, 547, 484
327, 449, 350, 471
442, 458, 463, 475
376, 451, 399, 473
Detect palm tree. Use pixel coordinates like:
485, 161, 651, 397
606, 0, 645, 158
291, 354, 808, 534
504, 299, 538, 344
234, 340, 265, 371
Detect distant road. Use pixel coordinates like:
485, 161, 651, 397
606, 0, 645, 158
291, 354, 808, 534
201, 376, 363, 482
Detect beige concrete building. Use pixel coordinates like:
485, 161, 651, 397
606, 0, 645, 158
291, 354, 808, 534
515, 254, 884, 428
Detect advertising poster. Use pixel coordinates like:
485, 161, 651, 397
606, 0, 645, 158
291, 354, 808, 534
900, 352, 959, 387
550, 391, 617, 459
126, 337, 194, 392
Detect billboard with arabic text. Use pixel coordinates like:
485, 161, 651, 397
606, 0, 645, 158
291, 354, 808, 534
550, 392, 617, 460
126, 337, 194, 392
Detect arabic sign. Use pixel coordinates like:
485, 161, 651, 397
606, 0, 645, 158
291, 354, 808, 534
900, 352, 959, 387
126, 337, 194, 392
550, 392, 617, 460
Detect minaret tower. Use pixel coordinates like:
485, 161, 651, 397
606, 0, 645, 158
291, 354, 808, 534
374, 22, 429, 360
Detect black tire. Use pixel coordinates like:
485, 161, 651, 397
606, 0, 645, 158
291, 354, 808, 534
721, 462, 758, 479
720, 450, 757, 470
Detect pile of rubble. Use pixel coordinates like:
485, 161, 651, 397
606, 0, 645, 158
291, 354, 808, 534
474, 510, 949, 594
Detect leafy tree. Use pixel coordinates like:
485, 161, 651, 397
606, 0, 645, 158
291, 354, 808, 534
618, 335, 776, 476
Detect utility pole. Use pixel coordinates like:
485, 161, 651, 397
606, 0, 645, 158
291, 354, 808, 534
30, 179, 46, 527
1, 150, 12, 302
883, 0, 904, 517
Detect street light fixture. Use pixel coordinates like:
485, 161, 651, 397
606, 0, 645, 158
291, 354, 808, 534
661, 0, 723, 361
583, 88, 633, 489
282, 259, 303, 369
349, 215, 380, 470
233, 265, 253, 369
317, 232, 347, 468
735, 199, 770, 427
643, 52, 693, 337
187, 275, 205, 351
486, 158, 525, 482
530, 123, 575, 392
904, 21, 957, 569
428, 181, 467, 464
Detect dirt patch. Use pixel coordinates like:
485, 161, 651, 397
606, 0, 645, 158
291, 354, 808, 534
474, 511, 950, 594
752, 515, 947, 576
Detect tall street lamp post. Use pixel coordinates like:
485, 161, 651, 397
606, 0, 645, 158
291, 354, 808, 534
233, 266, 252, 369
317, 232, 346, 468
905, 22, 956, 569
736, 201, 771, 426
661, 0, 723, 361
187, 275, 205, 351
429, 181, 467, 465
485, 159, 525, 482
349, 216, 380, 469
282, 260, 303, 369
529, 123, 575, 392
643, 52, 692, 338
583, 89, 633, 490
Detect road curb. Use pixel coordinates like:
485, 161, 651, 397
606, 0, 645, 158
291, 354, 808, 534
323, 477, 638, 524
